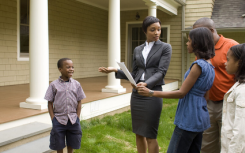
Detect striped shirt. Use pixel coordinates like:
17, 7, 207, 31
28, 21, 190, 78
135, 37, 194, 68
44, 77, 86, 125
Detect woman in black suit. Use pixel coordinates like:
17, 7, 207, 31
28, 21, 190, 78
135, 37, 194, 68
99, 16, 172, 153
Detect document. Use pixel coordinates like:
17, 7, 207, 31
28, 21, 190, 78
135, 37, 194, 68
116, 61, 137, 86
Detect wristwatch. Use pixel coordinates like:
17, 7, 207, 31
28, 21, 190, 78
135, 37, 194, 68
149, 90, 154, 97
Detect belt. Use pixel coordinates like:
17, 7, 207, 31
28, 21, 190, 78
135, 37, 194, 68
213, 100, 223, 104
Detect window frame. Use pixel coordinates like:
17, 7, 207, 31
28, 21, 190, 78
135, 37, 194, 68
17, 0, 30, 61
160, 25, 170, 44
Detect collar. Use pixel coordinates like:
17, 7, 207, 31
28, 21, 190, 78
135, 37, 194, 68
215, 35, 225, 50
145, 41, 155, 47
143, 40, 161, 47
59, 76, 72, 83
226, 81, 239, 94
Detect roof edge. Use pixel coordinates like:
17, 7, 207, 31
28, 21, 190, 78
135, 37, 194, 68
182, 27, 245, 33
174, 0, 186, 6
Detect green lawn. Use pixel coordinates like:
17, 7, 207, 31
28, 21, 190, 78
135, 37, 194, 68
75, 99, 179, 153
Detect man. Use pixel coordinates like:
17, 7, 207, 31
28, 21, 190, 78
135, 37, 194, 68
193, 17, 239, 153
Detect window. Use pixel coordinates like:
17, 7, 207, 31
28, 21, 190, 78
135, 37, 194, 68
131, 27, 145, 56
160, 27, 168, 43
17, 0, 30, 61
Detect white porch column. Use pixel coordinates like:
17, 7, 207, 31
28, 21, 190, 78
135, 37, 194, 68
20, 0, 49, 110
102, 0, 126, 94
146, 2, 157, 17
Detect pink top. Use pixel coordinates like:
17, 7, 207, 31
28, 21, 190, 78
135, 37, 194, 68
45, 77, 86, 125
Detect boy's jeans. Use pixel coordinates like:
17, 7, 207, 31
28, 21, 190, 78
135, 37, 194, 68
167, 126, 203, 153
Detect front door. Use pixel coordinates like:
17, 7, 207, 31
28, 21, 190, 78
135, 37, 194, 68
127, 24, 145, 72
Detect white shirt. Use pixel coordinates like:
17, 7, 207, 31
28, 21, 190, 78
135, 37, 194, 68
221, 82, 245, 153
140, 41, 155, 80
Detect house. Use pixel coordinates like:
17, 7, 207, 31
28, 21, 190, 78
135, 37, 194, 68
183, 0, 245, 69
0, 0, 244, 152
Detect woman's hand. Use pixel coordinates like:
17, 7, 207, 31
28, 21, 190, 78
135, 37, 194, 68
137, 82, 147, 87
137, 86, 151, 97
98, 67, 118, 73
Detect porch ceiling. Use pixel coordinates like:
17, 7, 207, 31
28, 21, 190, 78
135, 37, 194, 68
76, 0, 182, 14
76, 0, 147, 11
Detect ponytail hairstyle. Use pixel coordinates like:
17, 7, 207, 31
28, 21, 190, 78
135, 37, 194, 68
230, 43, 245, 83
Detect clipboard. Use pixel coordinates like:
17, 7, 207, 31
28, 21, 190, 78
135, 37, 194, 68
116, 61, 137, 86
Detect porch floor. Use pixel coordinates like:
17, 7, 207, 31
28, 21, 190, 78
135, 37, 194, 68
0, 76, 177, 124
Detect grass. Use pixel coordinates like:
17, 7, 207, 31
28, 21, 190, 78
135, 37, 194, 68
75, 99, 179, 153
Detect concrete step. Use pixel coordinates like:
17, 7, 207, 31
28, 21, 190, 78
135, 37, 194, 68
1, 136, 52, 153
2, 136, 68, 153
0, 122, 52, 152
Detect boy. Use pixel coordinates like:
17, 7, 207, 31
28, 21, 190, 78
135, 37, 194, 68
44, 58, 86, 153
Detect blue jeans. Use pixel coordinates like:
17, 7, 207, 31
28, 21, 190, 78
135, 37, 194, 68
167, 126, 203, 153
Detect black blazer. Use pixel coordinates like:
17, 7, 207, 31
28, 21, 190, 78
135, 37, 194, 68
116, 40, 172, 89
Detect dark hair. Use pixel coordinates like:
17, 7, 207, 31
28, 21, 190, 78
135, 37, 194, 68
189, 27, 215, 60
142, 16, 161, 33
230, 43, 245, 83
57, 58, 71, 68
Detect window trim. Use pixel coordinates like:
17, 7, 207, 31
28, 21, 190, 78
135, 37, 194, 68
17, 0, 29, 61
161, 25, 170, 44
125, 21, 142, 69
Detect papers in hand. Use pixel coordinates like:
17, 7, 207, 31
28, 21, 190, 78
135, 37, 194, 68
116, 61, 137, 86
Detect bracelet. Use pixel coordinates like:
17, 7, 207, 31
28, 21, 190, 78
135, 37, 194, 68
149, 90, 154, 97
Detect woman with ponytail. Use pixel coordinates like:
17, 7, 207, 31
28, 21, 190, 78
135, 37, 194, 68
221, 43, 245, 153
